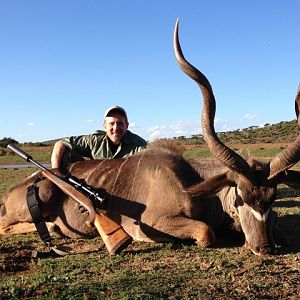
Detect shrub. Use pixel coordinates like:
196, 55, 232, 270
0, 137, 19, 148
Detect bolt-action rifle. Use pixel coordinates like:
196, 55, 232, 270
7, 144, 132, 255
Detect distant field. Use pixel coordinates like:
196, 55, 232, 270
0, 142, 297, 163
0, 146, 52, 164
183, 142, 291, 159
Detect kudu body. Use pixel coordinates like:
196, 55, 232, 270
1, 20, 300, 255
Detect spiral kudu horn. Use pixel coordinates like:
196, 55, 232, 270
268, 84, 300, 180
173, 19, 254, 184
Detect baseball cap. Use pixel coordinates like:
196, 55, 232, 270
104, 106, 128, 123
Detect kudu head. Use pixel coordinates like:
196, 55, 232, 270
174, 19, 300, 255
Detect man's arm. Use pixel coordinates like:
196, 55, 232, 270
51, 140, 67, 168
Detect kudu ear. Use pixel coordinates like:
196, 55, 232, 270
183, 171, 237, 198
277, 170, 300, 191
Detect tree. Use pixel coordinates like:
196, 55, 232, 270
0, 137, 19, 148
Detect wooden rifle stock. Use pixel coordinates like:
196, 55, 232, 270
42, 170, 132, 255
7, 143, 132, 255
42, 170, 115, 231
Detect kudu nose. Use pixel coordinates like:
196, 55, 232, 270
245, 240, 276, 256
252, 244, 276, 256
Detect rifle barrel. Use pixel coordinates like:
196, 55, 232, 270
7, 143, 105, 204
7, 144, 47, 171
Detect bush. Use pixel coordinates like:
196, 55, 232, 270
0, 137, 19, 148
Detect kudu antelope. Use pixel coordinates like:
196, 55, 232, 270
1, 20, 300, 256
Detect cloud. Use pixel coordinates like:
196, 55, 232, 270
146, 124, 168, 141
129, 122, 136, 129
147, 124, 166, 132
138, 114, 265, 141
138, 108, 272, 142
214, 118, 231, 132
241, 113, 257, 121
149, 130, 162, 140
169, 120, 201, 136
27, 122, 35, 126
85, 119, 94, 123
145, 120, 201, 141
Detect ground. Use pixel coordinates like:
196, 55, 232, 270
0, 145, 299, 299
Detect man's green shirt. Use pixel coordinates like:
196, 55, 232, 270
62, 130, 147, 159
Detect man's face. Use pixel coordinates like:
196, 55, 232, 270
103, 112, 128, 145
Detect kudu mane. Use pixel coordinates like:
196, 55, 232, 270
148, 139, 187, 155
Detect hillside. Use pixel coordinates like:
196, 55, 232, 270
177, 119, 299, 145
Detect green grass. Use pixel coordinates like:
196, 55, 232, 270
1, 223, 299, 299
0, 146, 51, 164
183, 147, 212, 159
183, 145, 285, 159
245, 147, 283, 157
0, 168, 34, 195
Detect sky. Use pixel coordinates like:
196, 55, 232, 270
0, 1, 299, 143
